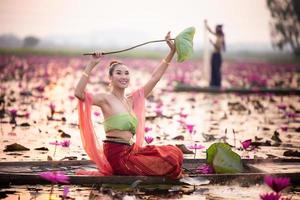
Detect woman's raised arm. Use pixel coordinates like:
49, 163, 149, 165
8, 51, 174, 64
204, 20, 216, 35
143, 32, 176, 98
74, 52, 102, 101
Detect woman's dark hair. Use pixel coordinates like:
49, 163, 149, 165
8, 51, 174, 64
108, 61, 122, 76
215, 25, 224, 36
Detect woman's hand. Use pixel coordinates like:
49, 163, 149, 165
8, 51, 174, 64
92, 52, 103, 59
204, 19, 208, 29
165, 31, 176, 53
89, 52, 103, 68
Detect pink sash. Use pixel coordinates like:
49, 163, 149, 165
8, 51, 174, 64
131, 88, 145, 151
77, 88, 145, 175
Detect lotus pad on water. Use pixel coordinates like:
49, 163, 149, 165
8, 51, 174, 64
206, 143, 244, 173
175, 27, 196, 62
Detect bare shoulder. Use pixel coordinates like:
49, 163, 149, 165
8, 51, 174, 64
92, 93, 109, 106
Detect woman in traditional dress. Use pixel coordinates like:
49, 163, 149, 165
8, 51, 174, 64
205, 20, 226, 87
74, 32, 183, 179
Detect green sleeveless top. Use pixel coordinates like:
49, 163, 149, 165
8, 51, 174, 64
103, 113, 138, 135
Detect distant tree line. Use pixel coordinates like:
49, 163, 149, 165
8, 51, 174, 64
0, 34, 39, 48
23, 36, 39, 48
267, 0, 300, 55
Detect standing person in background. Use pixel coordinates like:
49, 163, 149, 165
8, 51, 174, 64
204, 20, 226, 87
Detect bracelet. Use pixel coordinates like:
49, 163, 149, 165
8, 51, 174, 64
162, 59, 170, 65
82, 72, 89, 77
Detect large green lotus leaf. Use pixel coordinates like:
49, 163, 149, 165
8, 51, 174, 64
206, 143, 232, 165
212, 145, 244, 173
175, 27, 196, 62
206, 143, 244, 174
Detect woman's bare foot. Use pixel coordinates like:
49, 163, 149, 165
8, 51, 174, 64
178, 171, 189, 179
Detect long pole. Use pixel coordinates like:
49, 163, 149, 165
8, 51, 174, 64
83, 39, 175, 56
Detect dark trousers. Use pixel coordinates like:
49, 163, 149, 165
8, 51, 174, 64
210, 52, 222, 87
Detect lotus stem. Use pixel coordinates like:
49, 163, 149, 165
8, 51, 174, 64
83, 38, 175, 56
233, 129, 236, 148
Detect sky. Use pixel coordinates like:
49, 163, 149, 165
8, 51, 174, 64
0, 0, 272, 49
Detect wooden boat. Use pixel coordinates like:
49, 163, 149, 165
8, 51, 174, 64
0, 158, 299, 186
174, 84, 300, 95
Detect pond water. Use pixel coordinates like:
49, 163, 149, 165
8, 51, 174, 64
0, 55, 300, 199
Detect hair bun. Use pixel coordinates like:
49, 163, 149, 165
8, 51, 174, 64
109, 60, 120, 67
108, 60, 123, 76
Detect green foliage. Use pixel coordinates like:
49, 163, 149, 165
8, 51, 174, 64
175, 27, 196, 62
23, 36, 40, 48
267, 0, 300, 55
206, 143, 244, 174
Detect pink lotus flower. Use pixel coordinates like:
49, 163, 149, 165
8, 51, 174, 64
39, 171, 69, 184
212, 99, 219, 104
196, 164, 214, 174
154, 107, 163, 116
280, 197, 292, 200
264, 176, 290, 193
185, 123, 195, 134
68, 95, 75, 101
60, 140, 70, 147
187, 144, 205, 150
285, 112, 298, 119
260, 192, 281, 200
9, 109, 17, 117
24, 112, 30, 119
280, 126, 288, 132
63, 186, 69, 198
144, 127, 152, 133
50, 140, 70, 147
49, 103, 56, 112
179, 112, 188, 118
277, 104, 287, 111
35, 85, 45, 93
241, 139, 252, 149
144, 136, 154, 144
93, 111, 101, 117
9, 108, 18, 124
